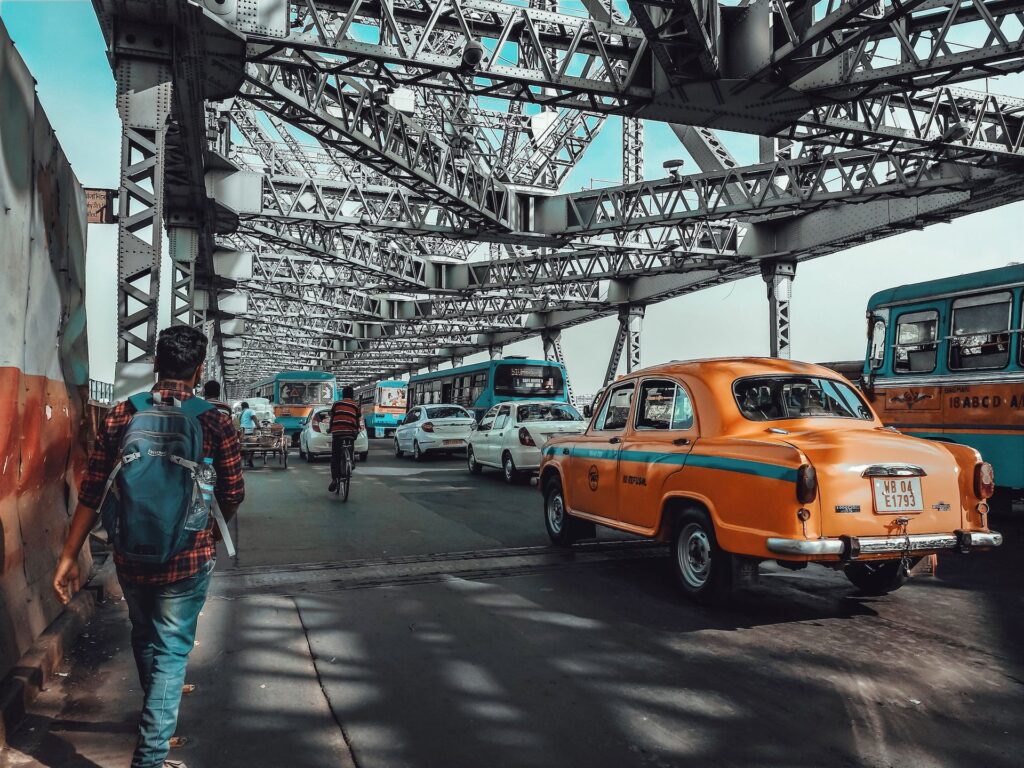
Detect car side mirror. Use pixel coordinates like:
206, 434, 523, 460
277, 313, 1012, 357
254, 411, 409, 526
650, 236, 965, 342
583, 404, 593, 418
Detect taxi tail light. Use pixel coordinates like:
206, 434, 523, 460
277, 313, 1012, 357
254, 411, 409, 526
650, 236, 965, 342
519, 427, 536, 446
974, 462, 995, 500
797, 464, 818, 504
422, 422, 435, 433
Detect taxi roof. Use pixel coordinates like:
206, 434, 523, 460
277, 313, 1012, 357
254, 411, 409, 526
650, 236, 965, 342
620, 357, 842, 381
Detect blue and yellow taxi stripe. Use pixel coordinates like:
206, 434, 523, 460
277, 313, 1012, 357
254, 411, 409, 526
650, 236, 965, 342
545, 446, 798, 482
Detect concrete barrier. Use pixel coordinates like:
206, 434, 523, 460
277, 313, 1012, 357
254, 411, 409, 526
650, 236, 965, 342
0, 19, 91, 680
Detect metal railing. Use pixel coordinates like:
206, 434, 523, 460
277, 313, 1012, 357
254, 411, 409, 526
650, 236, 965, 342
89, 379, 114, 404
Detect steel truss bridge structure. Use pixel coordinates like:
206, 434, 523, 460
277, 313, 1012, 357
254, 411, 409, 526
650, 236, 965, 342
92, 0, 1024, 396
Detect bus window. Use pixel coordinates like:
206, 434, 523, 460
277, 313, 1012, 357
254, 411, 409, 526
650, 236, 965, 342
894, 310, 938, 373
949, 292, 1011, 371
493, 363, 564, 398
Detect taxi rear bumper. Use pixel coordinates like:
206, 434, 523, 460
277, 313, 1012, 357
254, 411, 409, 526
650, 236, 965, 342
766, 530, 1002, 558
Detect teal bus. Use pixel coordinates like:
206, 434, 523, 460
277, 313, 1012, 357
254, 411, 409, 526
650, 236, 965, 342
408, 357, 570, 420
863, 264, 1024, 492
249, 370, 338, 443
354, 380, 408, 438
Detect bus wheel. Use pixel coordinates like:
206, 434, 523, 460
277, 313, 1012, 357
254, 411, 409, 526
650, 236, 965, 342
394, 438, 404, 458
844, 560, 911, 595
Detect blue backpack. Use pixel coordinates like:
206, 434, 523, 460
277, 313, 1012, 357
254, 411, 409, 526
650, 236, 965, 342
98, 392, 215, 563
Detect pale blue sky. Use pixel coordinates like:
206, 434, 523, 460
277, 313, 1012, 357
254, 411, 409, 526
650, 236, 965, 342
3, 1, 1021, 392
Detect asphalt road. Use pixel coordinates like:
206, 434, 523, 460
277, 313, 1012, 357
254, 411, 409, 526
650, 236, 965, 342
4, 440, 1022, 768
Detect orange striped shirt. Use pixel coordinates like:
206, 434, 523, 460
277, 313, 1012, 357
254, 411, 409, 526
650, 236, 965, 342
329, 399, 361, 436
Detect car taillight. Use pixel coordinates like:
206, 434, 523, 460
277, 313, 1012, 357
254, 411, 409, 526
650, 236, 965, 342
796, 464, 817, 504
519, 427, 536, 446
311, 420, 322, 433
974, 462, 995, 499
422, 421, 435, 432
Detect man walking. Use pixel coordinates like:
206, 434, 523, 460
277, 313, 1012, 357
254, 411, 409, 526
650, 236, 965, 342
54, 326, 244, 768
238, 401, 257, 468
201, 379, 231, 417
328, 385, 361, 493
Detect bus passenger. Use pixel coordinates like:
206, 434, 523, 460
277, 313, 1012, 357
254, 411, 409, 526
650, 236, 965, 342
328, 386, 362, 493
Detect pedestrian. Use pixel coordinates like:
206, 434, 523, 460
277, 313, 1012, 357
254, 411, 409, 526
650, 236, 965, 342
53, 325, 244, 768
328, 385, 361, 493
239, 401, 257, 468
201, 379, 231, 417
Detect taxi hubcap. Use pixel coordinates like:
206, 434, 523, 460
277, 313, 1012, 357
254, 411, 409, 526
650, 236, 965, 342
679, 525, 712, 588
548, 493, 564, 534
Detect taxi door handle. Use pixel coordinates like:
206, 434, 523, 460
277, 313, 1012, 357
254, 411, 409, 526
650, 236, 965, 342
608, 437, 621, 444
672, 438, 691, 446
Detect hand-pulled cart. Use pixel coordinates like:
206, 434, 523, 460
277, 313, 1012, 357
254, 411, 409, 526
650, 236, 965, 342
239, 423, 289, 469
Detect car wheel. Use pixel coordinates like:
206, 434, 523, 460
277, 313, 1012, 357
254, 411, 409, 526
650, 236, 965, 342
844, 560, 911, 595
543, 475, 591, 546
359, 452, 369, 463
502, 452, 520, 484
299, 442, 306, 460
670, 510, 732, 605
394, 438, 404, 458
467, 446, 482, 475
304, 443, 314, 463
413, 441, 424, 461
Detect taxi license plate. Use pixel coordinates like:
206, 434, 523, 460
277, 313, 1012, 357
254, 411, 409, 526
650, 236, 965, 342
443, 439, 464, 447
872, 477, 923, 513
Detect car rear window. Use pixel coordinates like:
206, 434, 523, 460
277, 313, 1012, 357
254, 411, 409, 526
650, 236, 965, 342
733, 376, 873, 421
517, 403, 582, 422
425, 406, 470, 419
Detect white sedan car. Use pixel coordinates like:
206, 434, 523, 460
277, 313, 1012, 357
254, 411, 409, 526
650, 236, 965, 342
467, 400, 586, 483
298, 407, 369, 463
394, 404, 476, 460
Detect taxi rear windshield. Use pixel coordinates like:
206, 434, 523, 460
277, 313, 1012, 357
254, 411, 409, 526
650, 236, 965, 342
733, 376, 872, 421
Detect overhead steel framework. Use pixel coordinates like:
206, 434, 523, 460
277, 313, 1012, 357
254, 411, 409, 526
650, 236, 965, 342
90, 0, 1024, 391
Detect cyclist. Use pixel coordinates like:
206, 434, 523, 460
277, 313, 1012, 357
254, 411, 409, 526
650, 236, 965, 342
328, 386, 361, 493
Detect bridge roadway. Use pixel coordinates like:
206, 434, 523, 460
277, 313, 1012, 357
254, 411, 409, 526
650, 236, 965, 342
2, 443, 1022, 768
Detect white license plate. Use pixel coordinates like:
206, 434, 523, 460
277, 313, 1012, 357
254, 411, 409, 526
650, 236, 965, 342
872, 477, 923, 513
442, 439, 464, 447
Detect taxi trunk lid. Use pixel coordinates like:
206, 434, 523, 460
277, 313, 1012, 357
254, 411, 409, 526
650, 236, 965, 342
779, 427, 966, 538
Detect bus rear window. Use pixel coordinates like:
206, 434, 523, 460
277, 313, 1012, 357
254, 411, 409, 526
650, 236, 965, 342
950, 292, 1011, 371
279, 382, 334, 405
493, 364, 564, 398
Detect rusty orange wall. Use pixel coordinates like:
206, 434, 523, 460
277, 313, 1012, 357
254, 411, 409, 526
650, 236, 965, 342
0, 20, 90, 677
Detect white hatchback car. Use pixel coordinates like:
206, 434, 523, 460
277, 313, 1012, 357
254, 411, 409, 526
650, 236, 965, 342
467, 400, 586, 483
298, 406, 370, 463
394, 404, 475, 460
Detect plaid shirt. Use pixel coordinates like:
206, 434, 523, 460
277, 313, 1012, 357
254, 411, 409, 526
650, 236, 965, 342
79, 381, 245, 585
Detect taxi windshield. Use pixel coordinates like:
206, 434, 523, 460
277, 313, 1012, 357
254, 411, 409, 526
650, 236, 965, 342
733, 376, 872, 421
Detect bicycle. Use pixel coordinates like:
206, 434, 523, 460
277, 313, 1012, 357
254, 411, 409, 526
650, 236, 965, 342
332, 436, 355, 502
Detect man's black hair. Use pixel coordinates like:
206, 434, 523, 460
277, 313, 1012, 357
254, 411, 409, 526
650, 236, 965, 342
341, 385, 355, 399
241, 401, 250, 409
203, 380, 221, 399
155, 326, 208, 381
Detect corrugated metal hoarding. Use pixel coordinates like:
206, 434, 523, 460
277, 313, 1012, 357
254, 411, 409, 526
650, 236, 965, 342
0, 20, 90, 677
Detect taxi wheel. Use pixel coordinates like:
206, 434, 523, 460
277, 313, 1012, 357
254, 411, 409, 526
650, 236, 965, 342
844, 560, 910, 596
467, 447, 482, 475
671, 511, 732, 604
394, 439, 404, 458
543, 477, 592, 546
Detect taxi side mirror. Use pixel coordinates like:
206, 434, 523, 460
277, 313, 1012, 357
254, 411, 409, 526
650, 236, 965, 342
583, 404, 593, 419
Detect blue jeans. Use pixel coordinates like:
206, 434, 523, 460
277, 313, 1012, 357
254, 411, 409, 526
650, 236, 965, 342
119, 559, 214, 768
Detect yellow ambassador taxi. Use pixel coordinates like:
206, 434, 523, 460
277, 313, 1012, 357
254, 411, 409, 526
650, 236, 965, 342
539, 358, 1003, 603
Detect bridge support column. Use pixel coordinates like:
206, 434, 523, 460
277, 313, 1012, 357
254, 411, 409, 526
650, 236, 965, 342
451, 355, 464, 368
604, 306, 644, 385
761, 261, 796, 359
427, 360, 439, 372
113, 43, 174, 363
169, 223, 200, 328
543, 329, 576, 406
489, 345, 504, 360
